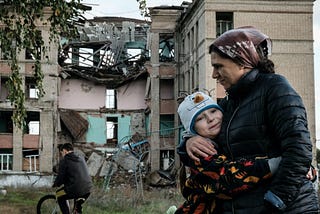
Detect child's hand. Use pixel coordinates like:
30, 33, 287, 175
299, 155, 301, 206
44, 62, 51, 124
186, 136, 217, 162
306, 165, 317, 182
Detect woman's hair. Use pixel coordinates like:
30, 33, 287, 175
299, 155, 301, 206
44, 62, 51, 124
256, 40, 275, 73
209, 40, 275, 74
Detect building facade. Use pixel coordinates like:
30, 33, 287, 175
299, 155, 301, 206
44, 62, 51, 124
0, 8, 58, 175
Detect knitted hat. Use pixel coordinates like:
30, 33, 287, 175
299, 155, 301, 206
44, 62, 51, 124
177, 92, 222, 134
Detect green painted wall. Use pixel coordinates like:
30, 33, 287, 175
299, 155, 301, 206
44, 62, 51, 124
86, 115, 106, 144
117, 115, 131, 142
86, 114, 131, 145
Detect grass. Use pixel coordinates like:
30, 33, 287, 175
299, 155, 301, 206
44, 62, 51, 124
2, 181, 318, 214
83, 183, 183, 214
0, 183, 184, 214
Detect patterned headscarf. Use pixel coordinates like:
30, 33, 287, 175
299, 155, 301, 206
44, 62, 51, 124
212, 26, 272, 69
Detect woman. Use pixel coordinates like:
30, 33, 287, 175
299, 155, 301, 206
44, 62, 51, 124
177, 26, 319, 213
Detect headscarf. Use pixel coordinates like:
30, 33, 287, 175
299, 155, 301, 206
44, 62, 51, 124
212, 26, 272, 69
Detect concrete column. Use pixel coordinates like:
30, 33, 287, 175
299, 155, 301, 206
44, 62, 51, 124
12, 61, 25, 171
174, 33, 182, 169
150, 32, 160, 171
12, 122, 23, 171
39, 110, 54, 172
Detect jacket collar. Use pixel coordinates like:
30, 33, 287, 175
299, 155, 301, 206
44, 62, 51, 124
226, 69, 259, 99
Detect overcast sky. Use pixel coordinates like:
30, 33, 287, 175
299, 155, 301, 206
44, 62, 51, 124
82, 0, 320, 148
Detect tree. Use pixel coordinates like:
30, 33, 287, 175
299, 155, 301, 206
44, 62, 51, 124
0, 0, 84, 128
136, 0, 149, 17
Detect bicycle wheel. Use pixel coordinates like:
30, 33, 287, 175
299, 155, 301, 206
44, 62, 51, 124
37, 194, 59, 214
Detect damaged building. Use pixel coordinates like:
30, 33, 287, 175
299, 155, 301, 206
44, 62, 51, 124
0, 7, 59, 185
0, 0, 317, 188
57, 14, 180, 181
58, 17, 151, 149
0, 5, 181, 186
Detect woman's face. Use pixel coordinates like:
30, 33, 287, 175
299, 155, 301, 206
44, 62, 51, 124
211, 52, 247, 90
194, 108, 223, 139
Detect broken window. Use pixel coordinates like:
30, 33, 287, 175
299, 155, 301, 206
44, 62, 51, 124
28, 121, 40, 135
127, 48, 142, 61
25, 77, 39, 99
160, 79, 174, 99
160, 150, 174, 170
79, 48, 94, 67
0, 149, 13, 171
190, 67, 195, 90
25, 30, 42, 60
159, 34, 174, 62
195, 22, 199, 50
160, 115, 174, 136
100, 48, 115, 67
0, 112, 13, 171
0, 42, 11, 60
0, 111, 13, 133
22, 112, 40, 171
61, 46, 81, 66
23, 149, 39, 172
216, 12, 233, 37
24, 111, 40, 135
105, 89, 116, 109
0, 76, 9, 101
106, 117, 118, 146
28, 84, 39, 99
125, 41, 147, 61
195, 63, 199, 89
190, 27, 194, 55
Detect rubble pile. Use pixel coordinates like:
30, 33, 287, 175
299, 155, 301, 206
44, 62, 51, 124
74, 143, 176, 190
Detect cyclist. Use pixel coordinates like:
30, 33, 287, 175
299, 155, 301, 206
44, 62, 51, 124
53, 143, 93, 214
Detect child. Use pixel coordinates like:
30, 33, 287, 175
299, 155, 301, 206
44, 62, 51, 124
175, 92, 280, 214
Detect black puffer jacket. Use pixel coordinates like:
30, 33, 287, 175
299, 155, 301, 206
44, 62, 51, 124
178, 69, 319, 213
217, 69, 319, 213
53, 152, 93, 198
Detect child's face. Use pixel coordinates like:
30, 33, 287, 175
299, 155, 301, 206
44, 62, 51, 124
194, 108, 223, 138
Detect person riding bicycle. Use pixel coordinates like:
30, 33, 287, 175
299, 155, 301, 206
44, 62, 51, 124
53, 143, 93, 214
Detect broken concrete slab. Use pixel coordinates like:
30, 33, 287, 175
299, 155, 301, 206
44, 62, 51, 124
87, 152, 105, 176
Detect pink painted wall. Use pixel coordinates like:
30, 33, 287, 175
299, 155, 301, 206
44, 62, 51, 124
117, 79, 147, 110
59, 79, 106, 109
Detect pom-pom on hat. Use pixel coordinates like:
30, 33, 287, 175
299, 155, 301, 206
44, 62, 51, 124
177, 92, 222, 134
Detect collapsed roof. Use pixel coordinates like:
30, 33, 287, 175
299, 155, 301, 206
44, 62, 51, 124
58, 17, 151, 88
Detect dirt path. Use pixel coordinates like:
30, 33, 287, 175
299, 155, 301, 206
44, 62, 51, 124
0, 204, 35, 214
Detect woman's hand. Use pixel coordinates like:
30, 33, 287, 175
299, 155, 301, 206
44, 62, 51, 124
186, 135, 217, 162
306, 165, 317, 182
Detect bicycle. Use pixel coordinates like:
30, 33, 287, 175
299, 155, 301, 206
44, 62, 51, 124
36, 193, 86, 214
